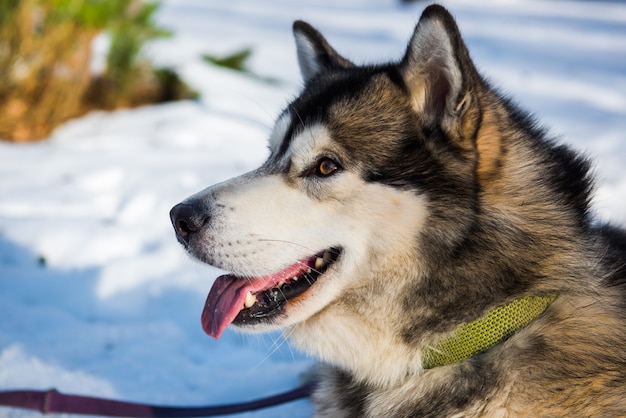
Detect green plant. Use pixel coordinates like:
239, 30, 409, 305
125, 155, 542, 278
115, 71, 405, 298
203, 48, 253, 72
203, 48, 281, 85
104, 0, 172, 103
0, 0, 194, 142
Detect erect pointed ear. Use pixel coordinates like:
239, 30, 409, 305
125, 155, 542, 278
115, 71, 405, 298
400, 5, 481, 138
293, 21, 354, 82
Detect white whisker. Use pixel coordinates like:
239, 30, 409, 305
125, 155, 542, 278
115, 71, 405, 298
250, 331, 294, 371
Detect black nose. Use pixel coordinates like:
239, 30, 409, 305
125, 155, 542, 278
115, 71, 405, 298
170, 202, 209, 244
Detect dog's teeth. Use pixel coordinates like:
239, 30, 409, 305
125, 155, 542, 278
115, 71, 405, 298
244, 291, 256, 308
307, 268, 311, 274
291, 276, 298, 282
315, 257, 325, 270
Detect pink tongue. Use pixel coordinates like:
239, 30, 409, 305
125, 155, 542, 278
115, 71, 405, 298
201, 275, 253, 339
201, 258, 313, 339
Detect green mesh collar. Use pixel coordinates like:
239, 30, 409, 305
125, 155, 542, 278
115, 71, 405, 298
422, 294, 557, 369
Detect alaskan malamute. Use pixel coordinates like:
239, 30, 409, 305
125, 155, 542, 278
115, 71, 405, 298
171, 5, 626, 416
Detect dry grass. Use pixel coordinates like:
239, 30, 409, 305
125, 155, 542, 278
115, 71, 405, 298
0, 0, 195, 142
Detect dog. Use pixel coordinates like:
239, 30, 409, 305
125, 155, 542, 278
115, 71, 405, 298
170, 5, 626, 416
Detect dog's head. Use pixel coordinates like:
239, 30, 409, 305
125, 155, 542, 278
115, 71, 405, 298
171, 5, 484, 341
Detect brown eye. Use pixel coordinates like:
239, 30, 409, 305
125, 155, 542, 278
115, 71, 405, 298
316, 158, 340, 177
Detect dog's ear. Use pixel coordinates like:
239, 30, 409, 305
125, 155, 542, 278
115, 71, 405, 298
400, 5, 480, 140
293, 21, 354, 82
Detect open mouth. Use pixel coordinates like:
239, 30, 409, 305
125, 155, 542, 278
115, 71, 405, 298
201, 247, 341, 339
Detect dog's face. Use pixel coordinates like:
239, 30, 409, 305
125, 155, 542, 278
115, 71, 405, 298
171, 11, 481, 342
171, 80, 430, 339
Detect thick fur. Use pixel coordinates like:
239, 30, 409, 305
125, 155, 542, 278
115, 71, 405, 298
171, 5, 626, 417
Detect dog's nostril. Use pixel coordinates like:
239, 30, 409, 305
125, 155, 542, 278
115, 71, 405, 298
176, 218, 193, 235
170, 202, 208, 242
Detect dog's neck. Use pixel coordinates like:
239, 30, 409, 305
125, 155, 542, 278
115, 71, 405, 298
291, 292, 558, 388
422, 293, 557, 369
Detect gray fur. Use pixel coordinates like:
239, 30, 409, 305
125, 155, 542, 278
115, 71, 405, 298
171, 4, 626, 416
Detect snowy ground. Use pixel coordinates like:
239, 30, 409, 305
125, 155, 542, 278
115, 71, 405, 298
0, 0, 625, 417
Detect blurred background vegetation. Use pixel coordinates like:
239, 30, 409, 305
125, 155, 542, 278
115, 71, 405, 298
0, 0, 197, 142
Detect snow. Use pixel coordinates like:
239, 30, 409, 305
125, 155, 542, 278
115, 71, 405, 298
0, 0, 625, 416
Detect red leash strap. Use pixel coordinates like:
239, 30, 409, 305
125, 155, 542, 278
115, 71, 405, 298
0, 383, 316, 417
